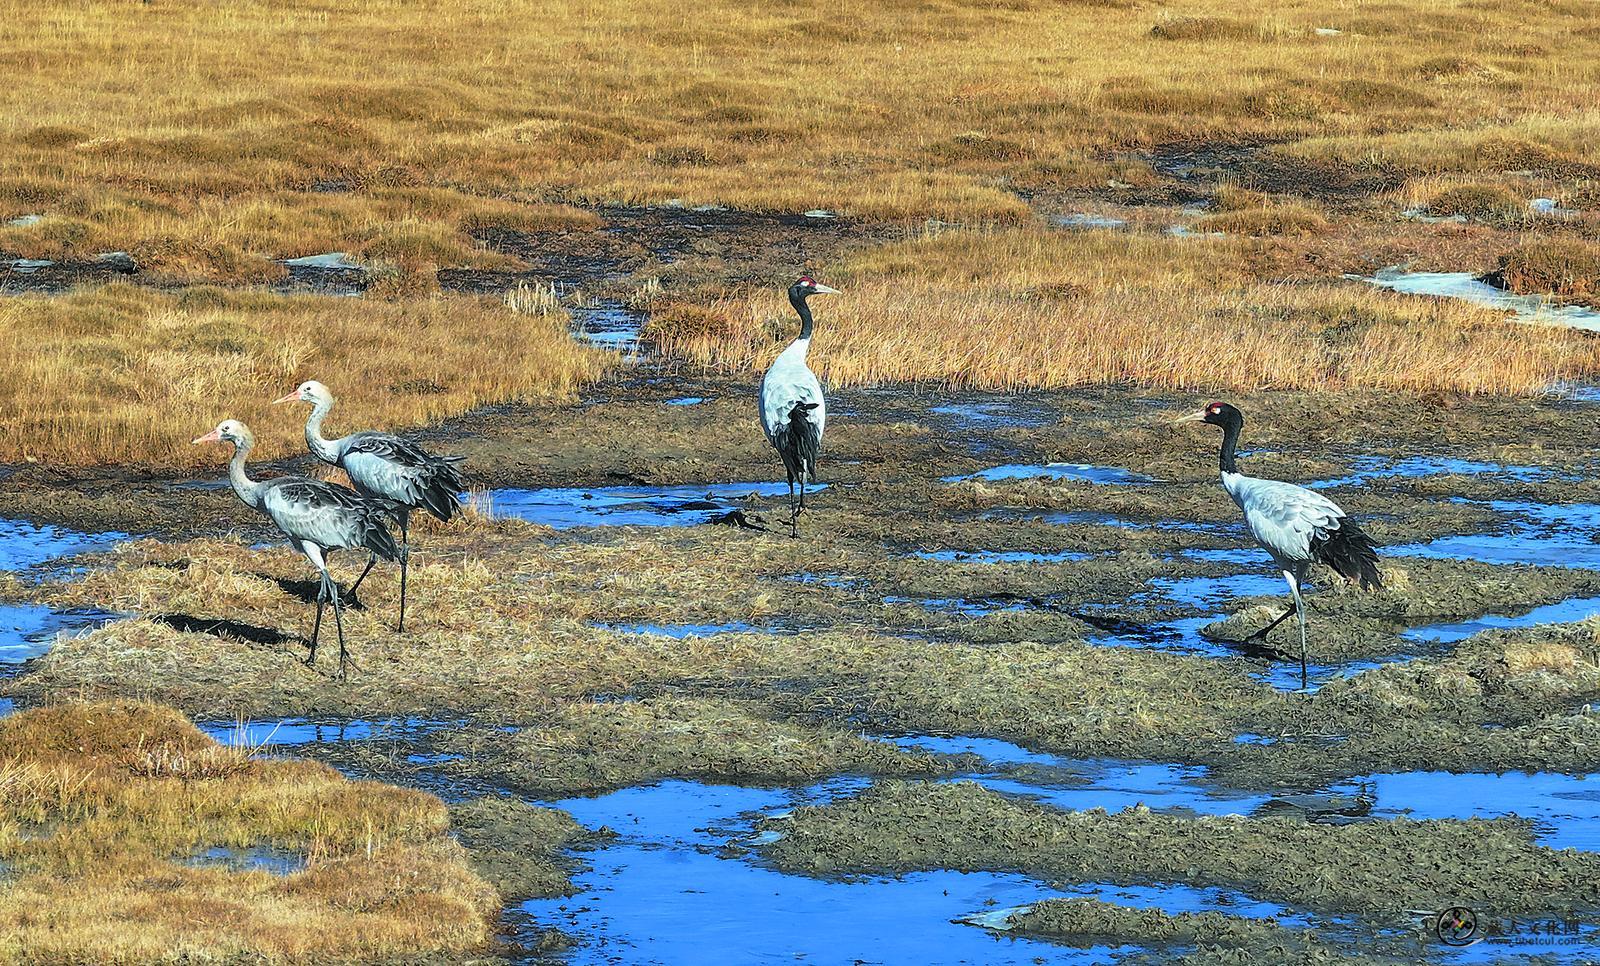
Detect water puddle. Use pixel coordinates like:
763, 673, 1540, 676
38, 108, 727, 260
5, 258, 54, 273
183, 844, 305, 876
1052, 213, 1127, 231
1167, 224, 1225, 238
944, 463, 1153, 485
1392, 501, 1600, 570
1530, 198, 1581, 220
0, 516, 126, 575
0, 604, 119, 675
571, 302, 647, 356
281, 252, 364, 270
1309, 456, 1552, 489
482, 482, 806, 529
885, 735, 1272, 817
199, 715, 453, 747
927, 400, 1056, 430
783, 572, 865, 590
518, 778, 1127, 964
1403, 595, 1600, 644
665, 396, 704, 406
1323, 771, 1600, 851
1354, 268, 1600, 331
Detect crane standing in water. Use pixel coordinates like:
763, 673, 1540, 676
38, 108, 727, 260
275, 380, 466, 632
193, 419, 399, 679
760, 277, 836, 535
1176, 401, 1383, 689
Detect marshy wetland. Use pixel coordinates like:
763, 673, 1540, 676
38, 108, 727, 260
7, 0, 1600, 961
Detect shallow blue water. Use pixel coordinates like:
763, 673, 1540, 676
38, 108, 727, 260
0, 517, 125, 573
1326, 771, 1600, 852
928, 400, 1055, 430
571, 303, 647, 354
886, 735, 1272, 817
1403, 596, 1600, 644
520, 779, 1137, 965
185, 844, 305, 876
199, 716, 454, 747
1391, 503, 1600, 569
1355, 269, 1600, 332
0, 604, 118, 668
943, 464, 1153, 485
665, 397, 704, 406
484, 482, 808, 529
1309, 456, 1553, 489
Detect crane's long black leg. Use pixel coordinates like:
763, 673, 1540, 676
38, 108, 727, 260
326, 568, 348, 681
397, 517, 410, 633
786, 469, 798, 538
307, 573, 326, 667
797, 467, 808, 533
1244, 604, 1298, 642
347, 555, 377, 599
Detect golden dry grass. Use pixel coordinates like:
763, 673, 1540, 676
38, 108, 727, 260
0, 701, 497, 962
647, 228, 1600, 394
0, 0, 1596, 276
0, 283, 611, 467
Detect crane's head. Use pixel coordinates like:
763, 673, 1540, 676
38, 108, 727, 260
192, 419, 254, 448
1175, 401, 1243, 429
788, 276, 840, 301
272, 380, 332, 407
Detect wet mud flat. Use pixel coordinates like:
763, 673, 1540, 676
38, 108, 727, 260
6, 376, 1600, 962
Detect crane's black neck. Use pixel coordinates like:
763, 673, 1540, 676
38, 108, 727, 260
789, 291, 814, 340
1216, 414, 1242, 475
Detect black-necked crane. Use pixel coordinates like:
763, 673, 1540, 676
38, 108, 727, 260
1176, 401, 1383, 689
274, 380, 465, 632
193, 419, 399, 679
760, 276, 836, 534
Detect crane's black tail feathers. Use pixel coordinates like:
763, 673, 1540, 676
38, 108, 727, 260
358, 507, 404, 563
1311, 521, 1383, 590
777, 402, 823, 484
419, 455, 468, 523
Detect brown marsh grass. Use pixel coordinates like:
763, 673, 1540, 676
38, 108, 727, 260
0, 701, 497, 961
0, 0, 1596, 277
647, 228, 1600, 395
0, 283, 611, 468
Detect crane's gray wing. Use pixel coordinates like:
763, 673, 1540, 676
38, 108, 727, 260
338, 432, 466, 520
261, 478, 399, 559
1226, 476, 1347, 563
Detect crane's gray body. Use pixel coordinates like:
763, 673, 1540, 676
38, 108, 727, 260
1221, 470, 1349, 570
319, 431, 465, 522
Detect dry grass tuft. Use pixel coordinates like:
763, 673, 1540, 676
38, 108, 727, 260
0, 701, 498, 962
1495, 239, 1600, 307
0, 284, 611, 467
0, 0, 1594, 273
648, 228, 1600, 395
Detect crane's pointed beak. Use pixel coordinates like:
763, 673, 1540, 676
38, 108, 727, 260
1172, 409, 1208, 425
811, 283, 840, 295
192, 428, 223, 445
271, 390, 300, 405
